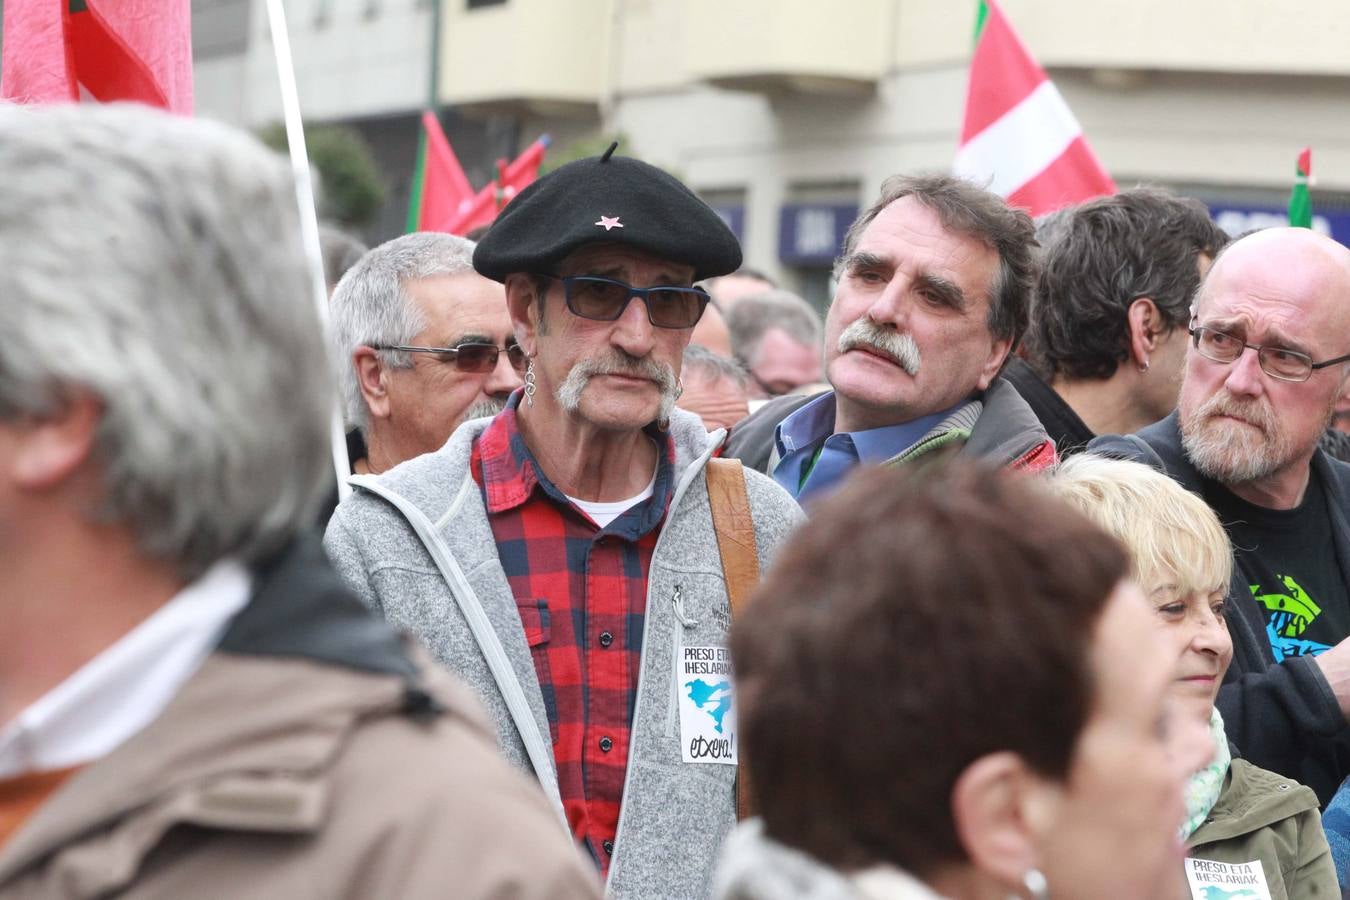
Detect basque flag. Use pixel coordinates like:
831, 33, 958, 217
953, 0, 1113, 216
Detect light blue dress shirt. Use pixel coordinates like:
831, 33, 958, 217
771, 391, 958, 503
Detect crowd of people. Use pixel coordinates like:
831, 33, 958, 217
5, 101, 1350, 900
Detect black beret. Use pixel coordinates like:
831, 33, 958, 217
473, 146, 742, 283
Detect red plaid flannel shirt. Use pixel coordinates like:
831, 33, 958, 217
470, 397, 674, 872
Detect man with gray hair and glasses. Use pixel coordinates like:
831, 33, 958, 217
331, 231, 524, 475
0, 104, 595, 898
1094, 227, 1350, 806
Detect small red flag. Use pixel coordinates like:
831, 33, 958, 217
2, 0, 192, 114
448, 136, 551, 235
408, 110, 476, 233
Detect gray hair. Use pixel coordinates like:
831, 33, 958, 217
682, 344, 748, 387
0, 103, 332, 578
725, 289, 822, 367
319, 223, 368, 289
329, 231, 476, 429
836, 173, 1037, 346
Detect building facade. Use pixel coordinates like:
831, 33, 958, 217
184, 0, 1350, 308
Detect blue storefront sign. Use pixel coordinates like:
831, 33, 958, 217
1208, 203, 1350, 247
778, 202, 859, 265
708, 204, 745, 243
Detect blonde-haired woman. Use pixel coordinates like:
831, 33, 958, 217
1045, 454, 1336, 899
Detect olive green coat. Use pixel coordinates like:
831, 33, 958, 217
1187, 758, 1338, 899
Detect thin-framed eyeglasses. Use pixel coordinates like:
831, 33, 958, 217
370, 341, 528, 374
1188, 321, 1350, 383
537, 273, 710, 329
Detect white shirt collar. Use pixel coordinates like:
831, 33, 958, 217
0, 558, 252, 779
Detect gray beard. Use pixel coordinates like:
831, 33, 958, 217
1179, 391, 1300, 485
464, 396, 508, 422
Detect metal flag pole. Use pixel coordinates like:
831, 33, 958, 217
263, 0, 352, 501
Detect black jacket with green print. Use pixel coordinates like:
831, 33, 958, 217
1092, 412, 1350, 806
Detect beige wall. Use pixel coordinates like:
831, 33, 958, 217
438, 0, 608, 111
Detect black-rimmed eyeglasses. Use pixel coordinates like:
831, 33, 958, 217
537, 274, 710, 329
370, 341, 527, 374
1189, 322, 1350, 383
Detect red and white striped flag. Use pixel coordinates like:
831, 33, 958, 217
953, 0, 1113, 216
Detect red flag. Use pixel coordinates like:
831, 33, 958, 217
953, 0, 1112, 216
407, 110, 476, 233
2, 0, 192, 114
448, 136, 551, 235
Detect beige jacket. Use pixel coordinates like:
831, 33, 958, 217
0, 538, 599, 900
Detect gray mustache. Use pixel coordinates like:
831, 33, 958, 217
569, 353, 678, 391
837, 319, 921, 376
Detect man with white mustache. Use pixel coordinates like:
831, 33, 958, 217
325, 148, 804, 898
724, 174, 1055, 502
1093, 227, 1350, 805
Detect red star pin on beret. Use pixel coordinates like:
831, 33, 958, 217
595, 215, 623, 231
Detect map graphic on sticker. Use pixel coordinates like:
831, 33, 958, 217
1184, 858, 1271, 900
678, 645, 737, 765
1200, 888, 1262, 900
684, 679, 733, 734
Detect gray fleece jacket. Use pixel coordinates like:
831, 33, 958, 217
324, 409, 804, 899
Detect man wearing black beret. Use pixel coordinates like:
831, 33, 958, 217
326, 146, 804, 898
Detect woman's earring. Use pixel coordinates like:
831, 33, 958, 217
675, 377, 684, 401
1022, 868, 1048, 900
524, 358, 537, 407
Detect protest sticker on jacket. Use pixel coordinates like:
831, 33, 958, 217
678, 645, 736, 765
1184, 857, 1272, 900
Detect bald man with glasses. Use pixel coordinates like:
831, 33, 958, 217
1093, 227, 1350, 805
330, 231, 524, 475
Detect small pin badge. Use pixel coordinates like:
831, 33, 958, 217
595, 215, 623, 231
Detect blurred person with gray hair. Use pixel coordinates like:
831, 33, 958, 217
677, 344, 751, 431
705, 266, 775, 311
690, 296, 734, 357
0, 104, 597, 899
331, 231, 524, 475
318, 222, 368, 296
726, 289, 823, 399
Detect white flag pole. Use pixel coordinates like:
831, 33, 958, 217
263, 0, 352, 501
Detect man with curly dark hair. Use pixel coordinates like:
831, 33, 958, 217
1006, 187, 1229, 454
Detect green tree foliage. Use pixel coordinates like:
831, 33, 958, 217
259, 123, 386, 228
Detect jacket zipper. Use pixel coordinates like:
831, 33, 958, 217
604, 432, 720, 893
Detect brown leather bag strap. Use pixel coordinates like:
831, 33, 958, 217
704, 456, 759, 820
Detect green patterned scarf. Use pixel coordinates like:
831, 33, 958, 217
1181, 708, 1231, 839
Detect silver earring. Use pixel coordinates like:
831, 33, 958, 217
674, 377, 684, 401
1022, 868, 1048, 900
1139, 359, 1150, 373
524, 358, 537, 407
